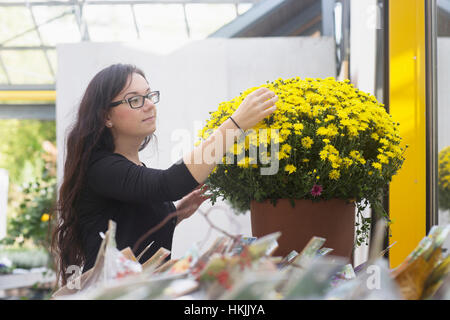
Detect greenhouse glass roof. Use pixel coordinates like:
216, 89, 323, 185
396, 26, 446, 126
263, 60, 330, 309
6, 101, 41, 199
0, 0, 258, 86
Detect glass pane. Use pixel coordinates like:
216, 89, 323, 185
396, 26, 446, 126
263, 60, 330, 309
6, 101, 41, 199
437, 0, 450, 244
0, 7, 41, 46
238, 3, 254, 15
134, 4, 189, 53
83, 4, 137, 42
31, 6, 81, 45
0, 61, 8, 84
1, 50, 53, 84
46, 49, 58, 79
185, 4, 237, 39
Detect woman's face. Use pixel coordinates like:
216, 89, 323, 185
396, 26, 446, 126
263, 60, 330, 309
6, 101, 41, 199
107, 72, 157, 140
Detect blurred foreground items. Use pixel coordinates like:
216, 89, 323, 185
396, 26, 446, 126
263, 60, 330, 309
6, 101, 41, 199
50, 220, 450, 300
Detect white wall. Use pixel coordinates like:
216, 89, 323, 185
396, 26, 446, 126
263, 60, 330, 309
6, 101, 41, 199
350, 0, 378, 266
56, 37, 336, 258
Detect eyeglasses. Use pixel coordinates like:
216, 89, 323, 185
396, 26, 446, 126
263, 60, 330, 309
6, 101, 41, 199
110, 91, 160, 109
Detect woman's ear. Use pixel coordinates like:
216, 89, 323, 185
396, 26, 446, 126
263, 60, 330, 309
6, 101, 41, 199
105, 113, 113, 128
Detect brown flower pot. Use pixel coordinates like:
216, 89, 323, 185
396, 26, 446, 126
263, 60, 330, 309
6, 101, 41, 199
250, 199, 355, 260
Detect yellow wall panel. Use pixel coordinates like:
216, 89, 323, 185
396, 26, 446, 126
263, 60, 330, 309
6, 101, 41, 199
0, 90, 56, 102
389, 0, 427, 268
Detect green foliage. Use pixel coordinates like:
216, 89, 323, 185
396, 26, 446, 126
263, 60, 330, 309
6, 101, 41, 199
0, 247, 50, 270
0, 119, 56, 260
1, 175, 56, 249
0, 119, 56, 185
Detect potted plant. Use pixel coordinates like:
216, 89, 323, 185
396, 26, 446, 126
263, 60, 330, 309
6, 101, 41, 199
438, 146, 450, 212
198, 77, 406, 259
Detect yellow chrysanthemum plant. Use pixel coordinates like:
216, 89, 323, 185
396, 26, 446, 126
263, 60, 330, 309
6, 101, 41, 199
438, 146, 450, 211
197, 77, 407, 246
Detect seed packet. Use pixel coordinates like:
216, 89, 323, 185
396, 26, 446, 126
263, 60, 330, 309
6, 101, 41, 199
120, 247, 138, 262
85, 272, 186, 300
162, 278, 200, 299
423, 225, 450, 261
283, 256, 347, 299
316, 248, 334, 257
165, 243, 200, 275
291, 236, 326, 268
330, 264, 356, 287
428, 269, 450, 300
246, 232, 281, 260
228, 235, 257, 256
251, 256, 279, 273
154, 259, 178, 274
421, 255, 450, 299
141, 247, 171, 273
393, 245, 444, 299
218, 270, 287, 300
197, 254, 241, 299
278, 250, 299, 269
191, 237, 232, 277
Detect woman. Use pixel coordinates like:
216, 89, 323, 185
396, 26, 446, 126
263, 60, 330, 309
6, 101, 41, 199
52, 63, 278, 285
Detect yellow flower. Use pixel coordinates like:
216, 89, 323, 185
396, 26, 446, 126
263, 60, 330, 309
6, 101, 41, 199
279, 144, 292, 160
317, 124, 339, 137
301, 136, 314, 149
329, 170, 340, 180
281, 144, 292, 154
372, 162, 382, 171
284, 164, 297, 174
317, 127, 328, 136
325, 115, 336, 122
293, 123, 304, 131
377, 154, 389, 164
320, 150, 328, 161
41, 213, 50, 222
343, 157, 353, 168
237, 157, 247, 168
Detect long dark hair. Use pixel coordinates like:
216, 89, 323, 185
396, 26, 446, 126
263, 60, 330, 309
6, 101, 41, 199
51, 63, 152, 286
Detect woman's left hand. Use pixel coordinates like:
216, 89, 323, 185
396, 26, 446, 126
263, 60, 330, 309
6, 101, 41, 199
175, 184, 210, 225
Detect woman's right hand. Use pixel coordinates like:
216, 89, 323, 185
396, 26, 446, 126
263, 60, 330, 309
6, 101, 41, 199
231, 87, 279, 131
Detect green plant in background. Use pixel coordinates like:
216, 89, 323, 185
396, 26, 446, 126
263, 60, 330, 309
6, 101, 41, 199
0, 119, 56, 185
438, 146, 450, 211
0, 119, 56, 270
1, 171, 56, 249
0, 247, 50, 270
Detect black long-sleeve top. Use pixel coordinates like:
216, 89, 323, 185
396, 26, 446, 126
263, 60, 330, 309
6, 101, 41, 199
75, 149, 199, 272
